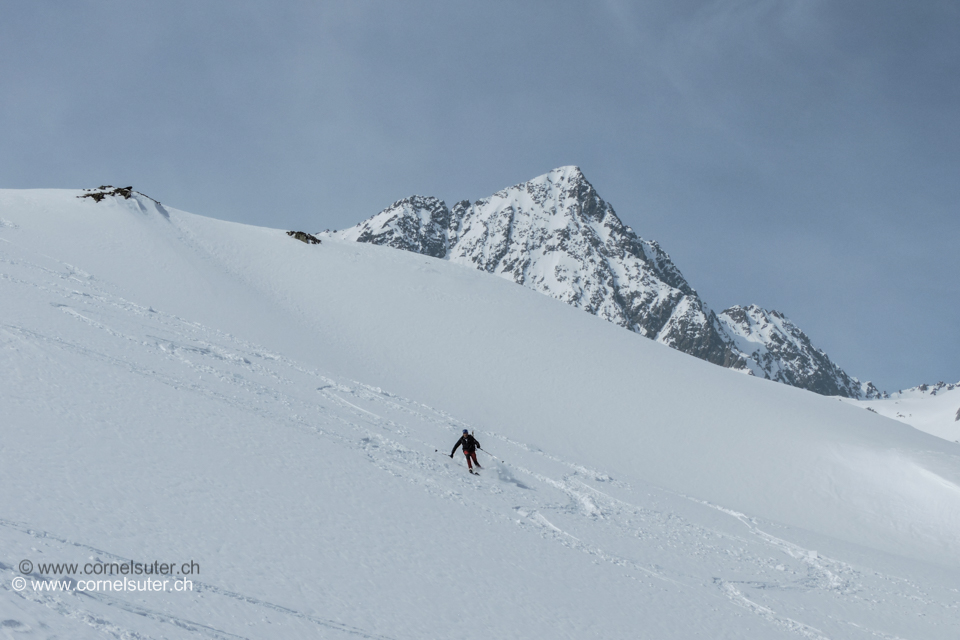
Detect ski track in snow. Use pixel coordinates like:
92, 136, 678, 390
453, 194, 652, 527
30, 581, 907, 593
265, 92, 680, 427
2, 241, 958, 639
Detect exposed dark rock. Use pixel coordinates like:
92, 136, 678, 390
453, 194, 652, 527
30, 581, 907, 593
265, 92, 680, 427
903, 381, 958, 396
77, 186, 168, 218
286, 231, 321, 245
860, 381, 886, 399
79, 186, 136, 202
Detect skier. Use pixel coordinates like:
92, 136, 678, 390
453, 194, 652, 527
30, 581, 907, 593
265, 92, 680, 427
450, 429, 482, 473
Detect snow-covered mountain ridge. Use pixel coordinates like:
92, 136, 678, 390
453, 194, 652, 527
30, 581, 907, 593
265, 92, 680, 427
324, 167, 880, 398
720, 304, 884, 398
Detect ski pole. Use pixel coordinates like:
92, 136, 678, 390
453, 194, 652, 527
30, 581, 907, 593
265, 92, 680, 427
435, 448, 458, 462
478, 447, 503, 463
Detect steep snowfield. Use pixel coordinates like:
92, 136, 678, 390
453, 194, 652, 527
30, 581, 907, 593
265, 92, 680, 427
844, 382, 960, 442
2, 189, 960, 639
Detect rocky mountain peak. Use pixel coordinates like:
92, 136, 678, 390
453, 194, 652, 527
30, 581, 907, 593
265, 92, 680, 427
322, 168, 880, 399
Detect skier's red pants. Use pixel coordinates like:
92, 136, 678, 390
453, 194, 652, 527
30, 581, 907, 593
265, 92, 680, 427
463, 450, 479, 469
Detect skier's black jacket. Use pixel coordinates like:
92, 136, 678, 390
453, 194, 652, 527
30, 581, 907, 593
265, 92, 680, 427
451, 434, 480, 456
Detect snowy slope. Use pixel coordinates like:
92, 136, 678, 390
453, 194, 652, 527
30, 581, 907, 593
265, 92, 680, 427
844, 381, 960, 442
2, 188, 960, 639
324, 167, 878, 399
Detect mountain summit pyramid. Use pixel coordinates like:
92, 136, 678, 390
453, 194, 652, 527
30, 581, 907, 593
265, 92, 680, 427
324, 166, 880, 399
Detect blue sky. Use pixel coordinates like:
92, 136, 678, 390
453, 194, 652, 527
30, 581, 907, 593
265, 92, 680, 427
2, 0, 957, 391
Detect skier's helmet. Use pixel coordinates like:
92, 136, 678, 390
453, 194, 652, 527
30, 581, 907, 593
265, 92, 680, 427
463, 429, 469, 434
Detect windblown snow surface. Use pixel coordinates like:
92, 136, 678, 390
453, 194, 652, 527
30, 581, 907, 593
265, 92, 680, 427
1, 190, 959, 639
